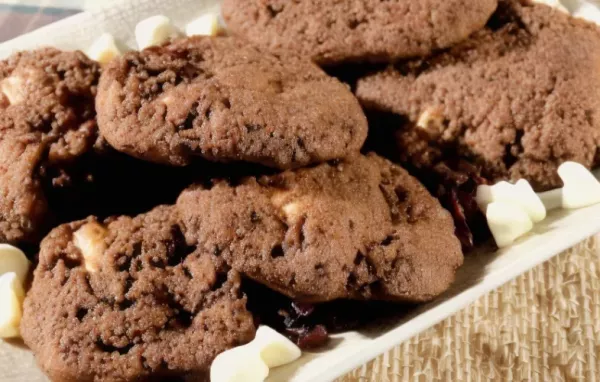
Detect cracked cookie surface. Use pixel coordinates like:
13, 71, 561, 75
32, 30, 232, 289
96, 36, 367, 169
21, 206, 255, 382
177, 154, 463, 303
0, 48, 100, 244
222, 0, 497, 65
357, 0, 600, 190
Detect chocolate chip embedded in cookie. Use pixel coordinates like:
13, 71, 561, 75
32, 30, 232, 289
177, 154, 463, 303
222, 0, 498, 65
0, 48, 100, 244
21, 206, 256, 382
96, 36, 367, 169
357, 0, 600, 191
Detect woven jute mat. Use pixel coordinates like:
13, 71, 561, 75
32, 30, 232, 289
339, 234, 600, 382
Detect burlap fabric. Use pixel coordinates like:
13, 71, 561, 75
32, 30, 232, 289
339, 235, 600, 382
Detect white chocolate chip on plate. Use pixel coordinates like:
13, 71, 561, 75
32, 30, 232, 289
486, 201, 534, 248
476, 180, 546, 223
185, 13, 221, 37
254, 326, 302, 368
558, 161, 600, 209
0, 244, 30, 285
210, 345, 269, 382
87, 33, 122, 65
0, 272, 25, 339
73, 222, 108, 273
210, 326, 302, 382
135, 15, 179, 50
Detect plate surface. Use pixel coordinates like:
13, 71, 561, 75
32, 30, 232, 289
1, 1, 600, 381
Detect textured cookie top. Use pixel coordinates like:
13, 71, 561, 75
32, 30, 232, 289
177, 154, 463, 303
96, 36, 367, 169
21, 206, 255, 382
0, 48, 100, 163
357, 0, 600, 190
222, 0, 498, 65
0, 48, 100, 244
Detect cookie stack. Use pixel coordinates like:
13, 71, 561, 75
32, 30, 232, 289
225, 0, 600, 246
5, 20, 462, 382
2, 0, 598, 380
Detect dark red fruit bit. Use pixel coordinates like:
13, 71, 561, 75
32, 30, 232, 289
288, 325, 329, 349
429, 159, 491, 251
243, 279, 403, 350
448, 188, 474, 250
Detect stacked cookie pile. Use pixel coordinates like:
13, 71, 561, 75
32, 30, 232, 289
0, 0, 598, 380
223, 0, 600, 250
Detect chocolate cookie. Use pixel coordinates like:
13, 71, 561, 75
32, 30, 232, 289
357, 0, 600, 190
21, 206, 255, 381
177, 154, 463, 303
96, 36, 367, 169
222, 0, 498, 65
0, 48, 100, 244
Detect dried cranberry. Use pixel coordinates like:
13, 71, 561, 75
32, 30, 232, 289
448, 188, 474, 250
428, 159, 491, 251
287, 325, 329, 349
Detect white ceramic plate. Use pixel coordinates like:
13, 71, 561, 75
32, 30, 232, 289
2, 1, 600, 381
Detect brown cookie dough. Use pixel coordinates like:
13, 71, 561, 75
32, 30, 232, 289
21, 206, 255, 382
0, 48, 100, 244
222, 0, 498, 65
96, 36, 367, 169
357, 0, 600, 190
177, 154, 463, 303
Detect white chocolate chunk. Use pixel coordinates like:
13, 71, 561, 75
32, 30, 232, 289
160, 94, 174, 105
254, 326, 302, 368
210, 345, 269, 382
87, 33, 121, 65
486, 201, 534, 248
476, 180, 546, 223
537, 188, 563, 211
73, 222, 108, 273
185, 13, 220, 37
514, 180, 547, 222
270, 191, 288, 208
0, 273, 25, 339
474, 184, 494, 211
558, 161, 600, 209
0, 244, 30, 285
271, 192, 306, 222
1, 68, 45, 105
417, 107, 444, 137
282, 202, 299, 218
282, 201, 306, 223
210, 326, 302, 382
135, 15, 178, 50
1, 76, 26, 105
